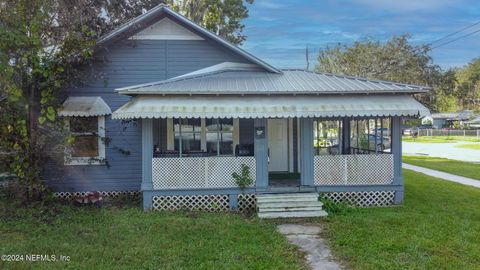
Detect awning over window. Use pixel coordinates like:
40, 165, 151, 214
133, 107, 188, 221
112, 94, 430, 119
59, 96, 112, 117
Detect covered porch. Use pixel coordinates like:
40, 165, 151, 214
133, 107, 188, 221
112, 94, 429, 210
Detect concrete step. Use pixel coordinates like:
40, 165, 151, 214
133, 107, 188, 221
257, 193, 319, 203
258, 210, 328, 219
257, 201, 323, 209
257, 193, 319, 200
258, 206, 324, 213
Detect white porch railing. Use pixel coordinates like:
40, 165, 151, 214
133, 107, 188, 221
314, 154, 394, 185
152, 156, 256, 190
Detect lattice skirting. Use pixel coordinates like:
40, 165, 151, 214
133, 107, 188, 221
237, 194, 256, 212
53, 191, 140, 200
320, 191, 395, 207
152, 195, 230, 212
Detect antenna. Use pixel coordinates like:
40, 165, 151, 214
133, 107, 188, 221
305, 44, 310, 70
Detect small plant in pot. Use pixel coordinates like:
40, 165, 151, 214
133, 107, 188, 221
232, 164, 253, 191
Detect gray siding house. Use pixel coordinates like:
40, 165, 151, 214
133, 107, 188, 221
49, 4, 430, 214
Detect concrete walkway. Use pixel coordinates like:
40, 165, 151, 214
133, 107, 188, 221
403, 163, 480, 188
277, 224, 342, 270
403, 141, 480, 162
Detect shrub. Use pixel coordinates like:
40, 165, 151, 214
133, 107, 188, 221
232, 164, 253, 189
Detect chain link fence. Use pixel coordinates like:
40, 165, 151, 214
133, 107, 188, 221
417, 129, 480, 137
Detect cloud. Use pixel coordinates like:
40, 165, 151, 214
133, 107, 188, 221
351, 0, 456, 11
243, 0, 480, 69
256, 1, 285, 9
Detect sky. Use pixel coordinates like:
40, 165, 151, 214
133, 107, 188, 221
241, 0, 480, 70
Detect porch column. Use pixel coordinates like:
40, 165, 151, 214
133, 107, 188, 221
254, 118, 268, 189
142, 118, 153, 210
392, 116, 404, 204
341, 117, 351, 154
300, 118, 314, 186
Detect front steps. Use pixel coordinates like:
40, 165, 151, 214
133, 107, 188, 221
257, 193, 328, 218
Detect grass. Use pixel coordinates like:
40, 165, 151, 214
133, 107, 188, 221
320, 169, 480, 270
3, 169, 480, 269
456, 143, 480, 151
402, 135, 480, 143
403, 155, 480, 180
0, 202, 304, 269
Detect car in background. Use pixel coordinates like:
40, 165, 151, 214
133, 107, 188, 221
403, 125, 433, 136
351, 134, 390, 152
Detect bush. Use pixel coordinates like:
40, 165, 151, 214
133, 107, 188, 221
319, 195, 355, 215
232, 164, 253, 189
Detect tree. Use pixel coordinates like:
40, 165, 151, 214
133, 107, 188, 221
455, 58, 480, 110
315, 35, 464, 112
0, 0, 99, 200
103, 0, 254, 45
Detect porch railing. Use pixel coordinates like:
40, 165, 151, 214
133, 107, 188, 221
313, 154, 394, 185
152, 156, 256, 190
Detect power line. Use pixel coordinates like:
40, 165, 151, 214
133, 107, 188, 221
428, 19, 480, 46
431, 28, 480, 49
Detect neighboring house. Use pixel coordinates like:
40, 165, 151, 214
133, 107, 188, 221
427, 110, 475, 128
465, 116, 480, 128
47, 4, 430, 213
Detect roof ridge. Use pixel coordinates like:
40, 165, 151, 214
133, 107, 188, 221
281, 69, 431, 90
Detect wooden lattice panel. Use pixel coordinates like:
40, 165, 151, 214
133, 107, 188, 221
237, 194, 256, 213
314, 154, 394, 185
152, 195, 229, 212
321, 191, 395, 207
152, 157, 256, 189
53, 191, 139, 200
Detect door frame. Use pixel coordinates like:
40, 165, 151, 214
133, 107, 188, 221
267, 118, 294, 172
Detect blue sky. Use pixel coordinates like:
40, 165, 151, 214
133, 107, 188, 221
242, 0, 480, 70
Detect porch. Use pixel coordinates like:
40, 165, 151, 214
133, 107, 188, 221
138, 115, 402, 210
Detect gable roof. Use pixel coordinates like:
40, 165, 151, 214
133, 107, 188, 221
96, 4, 280, 73
116, 64, 431, 95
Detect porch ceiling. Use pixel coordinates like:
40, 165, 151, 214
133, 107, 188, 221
112, 94, 430, 119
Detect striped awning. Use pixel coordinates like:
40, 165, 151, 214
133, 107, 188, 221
112, 94, 430, 119
59, 96, 112, 117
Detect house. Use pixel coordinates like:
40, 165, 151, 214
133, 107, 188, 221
426, 110, 475, 129
48, 4, 430, 215
465, 116, 480, 128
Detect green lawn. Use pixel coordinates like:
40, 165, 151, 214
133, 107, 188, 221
0, 203, 304, 269
2, 169, 480, 269
456, 143, 480, 151
320, 169, 480, 270
402, 135, 480, 143
403, 155, 480, 180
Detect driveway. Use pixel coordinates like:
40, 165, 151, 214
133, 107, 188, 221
403, 141, 480, 162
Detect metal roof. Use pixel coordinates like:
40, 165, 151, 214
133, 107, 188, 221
116, 68, 431, 95
430, 110, 474, 120
96, 4, 280, 73
112, 94, 430, 119
59, 96, 112, 117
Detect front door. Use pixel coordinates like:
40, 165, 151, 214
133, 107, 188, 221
268, 119, 289, 172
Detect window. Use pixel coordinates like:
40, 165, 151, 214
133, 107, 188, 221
169, 118, 236, 157
350, 118, 391, 154
313, 119, 342, 155
206, 118, 234, 155
65, 116, 105, 165
174, 118, 201, 153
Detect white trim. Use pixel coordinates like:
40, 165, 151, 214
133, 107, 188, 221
288, 118, 294, 172
233, 118, 240, 148
297, 119, 301, 173
129, 18, 204, 41
64, 116, 106, 166
166, 118, 174, 150
200, 118, 207, 151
